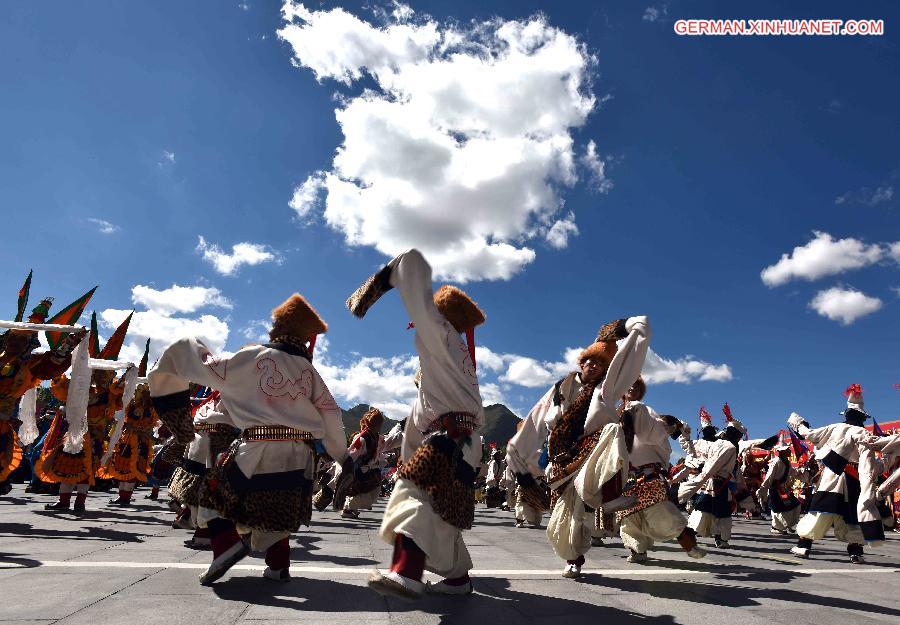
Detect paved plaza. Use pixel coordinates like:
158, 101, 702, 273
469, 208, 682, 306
1, 483, 898, 625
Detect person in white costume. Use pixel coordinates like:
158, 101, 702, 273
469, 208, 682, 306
615, 378, 707, 562
757, 442, 801, 535
346, 249, 485, 600
149, 293, 349, 584
519, 316, 651, 579
788, 384, 876, 564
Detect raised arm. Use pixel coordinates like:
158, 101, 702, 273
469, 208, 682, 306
388, 249, 451, 357
507, 384, 556, 477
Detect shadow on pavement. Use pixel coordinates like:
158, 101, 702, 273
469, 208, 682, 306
292, 534, 377, 567
213, 575, 680, 624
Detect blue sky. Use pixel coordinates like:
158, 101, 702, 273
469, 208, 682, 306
1, 1, 897, 436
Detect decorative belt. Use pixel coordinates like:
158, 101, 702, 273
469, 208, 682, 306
425, 411, 476, 434
195, 423, 237, 434
241, 425, 314, 442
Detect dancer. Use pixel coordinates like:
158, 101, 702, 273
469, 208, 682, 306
341, 408, 401, 519
347, 249, 485, 599
0, 295, 86, 495
149, 293, 348, 584
757, 442, 801, 534
38, 313, 132, 513
788, 384, 875, 563
615, 378, 707, 562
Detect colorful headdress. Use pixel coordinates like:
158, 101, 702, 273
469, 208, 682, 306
699, 406, 718, 440
719, 402, 748, 440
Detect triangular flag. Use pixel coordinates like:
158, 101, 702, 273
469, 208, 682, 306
872, 417, 885, 437
788, 428, 807, 463
99, 311, 133, 360
45, 287, 97, 349
14, 270, 32, 323
88, 312, 101, 358
138, 339, 150, 377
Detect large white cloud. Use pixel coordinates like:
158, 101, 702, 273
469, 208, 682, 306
808, 286, 882, 325
196, 236, 280, 276
99, 283, 231, 365
131, 284, 232, 316
278, 3, 602, 282
761, 231, 889, 287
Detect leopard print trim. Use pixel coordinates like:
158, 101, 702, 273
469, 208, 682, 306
152, 391, 194, 445
547, 429, 603, 491
169, 467, 202, 506
346, 265, 393, 319
397, 435, 475, 530
517, 481, 550, 512
198, 453, 313, 532
614, 476, 668, 523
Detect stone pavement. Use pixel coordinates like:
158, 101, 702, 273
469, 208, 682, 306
1, 483, 899, 625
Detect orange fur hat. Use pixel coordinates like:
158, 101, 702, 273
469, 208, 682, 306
433, 285, 485, 333
269, 294, 327, 341
577, 341, 617, 368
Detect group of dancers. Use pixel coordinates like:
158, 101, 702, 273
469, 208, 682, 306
1, 252, 898, 600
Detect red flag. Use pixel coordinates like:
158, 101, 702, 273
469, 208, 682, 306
788, 428, 807, 463
138, 339, 150, 377
99, 311, 132, 360
45, 287, 96, 349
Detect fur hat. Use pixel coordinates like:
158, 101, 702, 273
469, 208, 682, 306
578, 341, 618, 367
360, 407, 385, 432
433, 285, 485, 333
269, 294, 327, 342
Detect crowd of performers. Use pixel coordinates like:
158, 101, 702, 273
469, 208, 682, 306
1, 254, 899, 600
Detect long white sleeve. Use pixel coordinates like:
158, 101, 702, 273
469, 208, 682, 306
583, 316, 651, 435
506, 384, 555, 477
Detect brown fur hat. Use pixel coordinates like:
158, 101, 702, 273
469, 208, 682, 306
433, 285, 485, 333
360, 407, 385, 431
269, 294, 327, 342
577, 340, 617, 368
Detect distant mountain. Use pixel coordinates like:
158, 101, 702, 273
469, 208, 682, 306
340, 403, 522, 445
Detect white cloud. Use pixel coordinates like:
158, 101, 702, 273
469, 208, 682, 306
240, 319, 271, 342
278, 3, 598, 282
289, 172, 326, 220
581, 140, 613, 193
99, 308, 230, 366
87, 218, 120, 234
477, 343, 731, 388
131, 284, 232, 316
196, 236, 280, 276
642, 5, 669, 23
835, 184, 893, 207
760, 231, 888, 287
316, 352, 420, 418
545, 214, 579, 249
891, 286, 900, 298
889, 241, 900, 263
808, 286, 883, 325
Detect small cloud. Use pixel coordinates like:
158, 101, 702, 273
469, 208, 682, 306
891, 286, 900, 298
760, 231, 889, 287
825, 99, 842, 114
158, 150, 176, 167
545, 213, 579, 249
238, 2, 250, 11
196, 236, 281, 276
289, 172, 326, 221
131, 284, 232, 316
87, 218, 120, 234
241, 319, 271, 342
809, 286, 882, 325
643, 4, 669, 23
581, 140, 614, 193
391, 1, 414, 22
835, 184, 893, 207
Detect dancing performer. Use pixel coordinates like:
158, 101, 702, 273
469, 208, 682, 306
677, 408, 745, 549
168, 391, 239, 546
484, 447, 505, 509
757, 442, 801, 534
341, 408, 401, 519
506, 420, 549, 528
509, 316, 651, 578
347, 249, 485, 599
789, 384, 875, 563
615, 379, 707, 562
99, 341, 156, 505
38, 313, 132, 513
1, 295, 86, 495
149, 293, 347, 584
